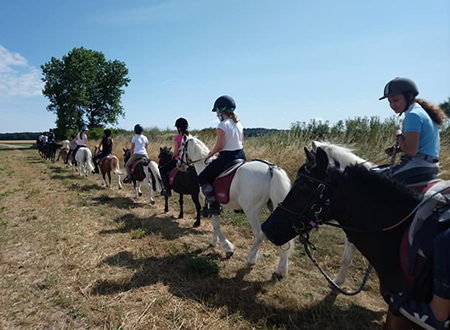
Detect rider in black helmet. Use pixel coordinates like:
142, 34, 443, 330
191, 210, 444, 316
124, 124, 148, 183
159, 118, 191, 196
377, 77, 447, 184
92, 129, 114, 174
197, 95, 246, 215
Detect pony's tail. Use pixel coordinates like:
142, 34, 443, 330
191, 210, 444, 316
147, 160, 163, 191
112, 157, 124, 175
269, 166, 291, 208
87, 160, 95, 172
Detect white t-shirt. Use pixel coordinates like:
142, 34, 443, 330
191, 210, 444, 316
218, 119, 244, 151
77, 133, 87, 146
131, 134, 148, 155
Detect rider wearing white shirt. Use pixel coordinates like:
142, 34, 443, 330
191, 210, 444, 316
199, 95, 246, 215
124, 124, 148, 183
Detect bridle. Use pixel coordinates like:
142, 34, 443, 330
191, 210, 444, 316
179, 138, 206, 167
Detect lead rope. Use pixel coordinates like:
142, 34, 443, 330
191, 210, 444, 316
300, 235, 373, 296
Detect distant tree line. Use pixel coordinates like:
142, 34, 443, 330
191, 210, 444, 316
0, 132, 40, 141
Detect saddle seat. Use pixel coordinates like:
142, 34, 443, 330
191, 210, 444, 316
213, 159, 246, 205
130, 158, 148, 177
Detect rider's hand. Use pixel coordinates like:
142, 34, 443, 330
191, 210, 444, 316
385, 146, 394, 156
176, 159, 182, 168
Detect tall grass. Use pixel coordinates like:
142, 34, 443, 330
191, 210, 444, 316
87, 116, 450, 180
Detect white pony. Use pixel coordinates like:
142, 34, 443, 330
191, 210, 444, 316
309, 141, 374, 287
180, 135, 295, 278
74, 147, 95, 177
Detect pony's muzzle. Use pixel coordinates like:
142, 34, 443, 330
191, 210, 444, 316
262, 208, 299, 246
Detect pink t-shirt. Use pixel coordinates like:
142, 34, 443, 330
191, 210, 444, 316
174, 134, 183, 160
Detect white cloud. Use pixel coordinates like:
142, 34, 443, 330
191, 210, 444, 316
0, 45, 43, 97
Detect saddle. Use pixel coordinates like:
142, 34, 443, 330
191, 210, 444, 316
399, 180, 450, 297
98, 155, 113, 167
169, 167, 180, 186
213, 159, 246, 204
130, 158, 149, 180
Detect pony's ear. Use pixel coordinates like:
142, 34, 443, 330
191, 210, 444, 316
315, 147, 329, 174
304, 147, 315, 163
169, 147, 172, 150
160, 147, 162, 151
123, 148, 126, 152
312, 141, 318, 151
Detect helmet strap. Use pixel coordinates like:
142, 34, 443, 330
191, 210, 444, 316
217, 107, 227, 122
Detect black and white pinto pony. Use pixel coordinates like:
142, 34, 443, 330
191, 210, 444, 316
263, 145, 450, 329
74, 147, 95, 177
179, 135, 295, 278
123, 149, 163, 204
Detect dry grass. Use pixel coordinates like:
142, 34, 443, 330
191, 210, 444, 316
1, 135, 449, 330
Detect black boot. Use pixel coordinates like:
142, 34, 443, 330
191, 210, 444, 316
201, 184, 221, 215
92, 166, 99, 174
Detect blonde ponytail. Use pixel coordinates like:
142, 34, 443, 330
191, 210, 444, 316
224, 110, 240, 123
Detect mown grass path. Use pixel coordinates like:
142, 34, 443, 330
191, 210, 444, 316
0, 148, 386, 330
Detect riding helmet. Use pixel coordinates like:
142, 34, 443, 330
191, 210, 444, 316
81, 125, 89, 131
104, 129, 112, 137
134, 124, 144, 134
379, 77, 419, 100
175, 117, 188, 129
212, 95, 236, 112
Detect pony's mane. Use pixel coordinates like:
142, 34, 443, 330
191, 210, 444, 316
341, 165, 420, 204
186, 135, 210, 157
313, 141, 373, 169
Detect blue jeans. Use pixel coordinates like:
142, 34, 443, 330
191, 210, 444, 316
434, 228, 450, 299
198, 149, 246, 185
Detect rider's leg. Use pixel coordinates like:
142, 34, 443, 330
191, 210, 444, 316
198, 156, 229, 215
124, 154, 140, 183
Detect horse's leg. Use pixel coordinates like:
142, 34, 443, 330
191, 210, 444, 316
107, 171, 112, 188
242, 206, 265, 266
102, 172, 108, 187
333, 236, 357, 287
210, 214, 234, 258
178, 193, 183, 219
134, 182, 139, 199
164, 196, 169, 213
117, 173, 122, 190
191, 192, 201, 228
143, 178, 155, 204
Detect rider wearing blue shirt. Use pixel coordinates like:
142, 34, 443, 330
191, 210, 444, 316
379, 77, 447, 184
380, 78, 449, 329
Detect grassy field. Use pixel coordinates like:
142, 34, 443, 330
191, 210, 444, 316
0, 128, 449, 329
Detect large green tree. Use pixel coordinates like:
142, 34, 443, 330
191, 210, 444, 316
440, 97, 450, 118
41, 47, 130, 136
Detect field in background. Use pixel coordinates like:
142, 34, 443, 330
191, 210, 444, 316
1, 118, 449, 329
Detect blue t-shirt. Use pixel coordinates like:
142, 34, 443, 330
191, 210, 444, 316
402, 103, 439, 158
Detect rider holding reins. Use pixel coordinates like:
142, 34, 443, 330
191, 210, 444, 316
380, 77, 447, 184
199, 95, 246, 215
123, 124, 148, 184
380, 78, 449, 329
92, 129, 113, 174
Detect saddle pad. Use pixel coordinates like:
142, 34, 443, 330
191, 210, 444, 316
400, 225, 429, 286
214, 171, 238, 205
409, 180, 450, 250
131, 159, 145, 175
99, 155, 113, 167
408, 179, 441, 195
169, 167, 180, 186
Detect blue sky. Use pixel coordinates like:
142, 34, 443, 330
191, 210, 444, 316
1, 0, 449, 133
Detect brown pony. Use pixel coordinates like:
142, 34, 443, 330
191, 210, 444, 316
94, 146, 123, 189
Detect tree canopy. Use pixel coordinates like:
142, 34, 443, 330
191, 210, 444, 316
41, 47, 130, 137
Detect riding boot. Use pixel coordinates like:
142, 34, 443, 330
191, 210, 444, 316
201, 184, 221, 215
161, 173, 172, 197
92, 166, 99, 174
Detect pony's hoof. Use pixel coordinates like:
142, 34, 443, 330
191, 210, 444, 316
178, 214, 183, 219
271, 272, 284, 281
225, 251, 234, 259
193, 221, 200, 228
118, 186, 122, 190
150, 200, 155, 205
164, 209, 168, 213
138, 192, 143, 197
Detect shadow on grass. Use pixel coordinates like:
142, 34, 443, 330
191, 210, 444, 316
99, 212, 206, 239
92, 196, 141, 209
51, 174, 83, 180
92, 251, 384, 330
